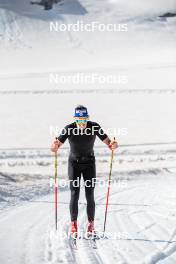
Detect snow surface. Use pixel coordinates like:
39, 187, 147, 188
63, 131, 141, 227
1, 151, 176, 264
0, 144, 176, 264
0, 0, 176, 263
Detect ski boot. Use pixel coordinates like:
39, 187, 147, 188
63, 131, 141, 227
70, 221, 78, 239
86, 220, 98, 248
86, 220, 96, 238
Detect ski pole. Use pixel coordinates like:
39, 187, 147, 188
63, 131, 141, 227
54, 143, 58, 231
103, 137, 115, 235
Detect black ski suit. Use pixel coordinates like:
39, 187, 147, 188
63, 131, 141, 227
57, 121, 108, 221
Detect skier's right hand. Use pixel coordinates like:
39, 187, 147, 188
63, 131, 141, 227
51, 139, 61, 153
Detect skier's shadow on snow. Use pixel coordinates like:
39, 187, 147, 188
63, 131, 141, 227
0, 0, 87, 21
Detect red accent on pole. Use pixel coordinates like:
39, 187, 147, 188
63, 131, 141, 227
55, 185, 58, 230
103, 161, 113, 233
105, 185, 110, 213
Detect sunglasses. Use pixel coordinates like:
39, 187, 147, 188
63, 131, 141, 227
75, 119, 88, 124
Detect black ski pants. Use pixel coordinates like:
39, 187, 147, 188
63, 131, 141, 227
68, 155, 96, 222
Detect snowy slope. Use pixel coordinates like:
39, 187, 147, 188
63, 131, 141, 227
0, 1, 176, 150
0, 0, 176, 72
0, 93, 176, 149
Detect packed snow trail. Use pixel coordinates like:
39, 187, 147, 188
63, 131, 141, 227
1, 172, 176, 264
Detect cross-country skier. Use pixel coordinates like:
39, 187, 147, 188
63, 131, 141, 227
51, 105, 118, 238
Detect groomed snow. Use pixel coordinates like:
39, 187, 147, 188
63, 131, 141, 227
1, 167, 176, 264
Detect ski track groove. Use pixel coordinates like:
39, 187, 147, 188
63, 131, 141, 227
95, 182, 176, 264
61, 200, 104, 264
124, 185, 171, 260
112, 189, 149, 262
120, 185, 176, 264
77, 183, 147, 264
93, 185, 145, 264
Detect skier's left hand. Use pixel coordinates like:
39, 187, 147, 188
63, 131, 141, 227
109, 139, 118, 151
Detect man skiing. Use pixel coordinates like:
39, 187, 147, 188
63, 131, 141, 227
51, 105, 118, 238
